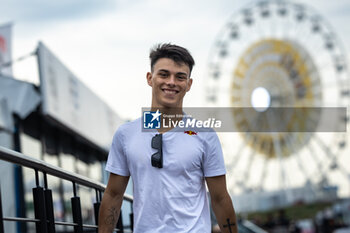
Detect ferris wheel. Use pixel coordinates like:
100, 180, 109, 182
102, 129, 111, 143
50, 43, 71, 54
206, 0, 350, 196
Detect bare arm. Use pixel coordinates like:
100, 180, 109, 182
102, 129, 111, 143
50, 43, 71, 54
206, 175, 238, 233
98, 173, 130, 233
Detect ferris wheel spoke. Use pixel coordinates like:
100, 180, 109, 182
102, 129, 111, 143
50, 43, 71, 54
268, 6, 277, 38
315, 61, 335, 74
258, 18, 270, 39
294, 25, 312, 44
297, 51, 331, 78
267, 112, 287, 190
229, 174, 245, 194
284, 134, 310, 183
227, 140, 246, 170
291, 11, 309, 39
227, 176, 237, 194
308, 139, 326, 181
285, 9, 297, 39
257, 156, 269, 191
314, 135, 334, 160
295, 151, 310, 182
314, 135, 349, 179
300, 33, 322, 54
272, 17, 283, 39
291, 112, 323, 182
275, 8, 289, 39
253, 8, 264, 38
242, 149, 256, 188
324, 158, 350, 181
335, 165, 350, 180
298, 16, 328, 50
297, 38, 333, 70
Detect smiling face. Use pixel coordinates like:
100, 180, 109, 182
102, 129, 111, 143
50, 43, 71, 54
147, 58, 193, 109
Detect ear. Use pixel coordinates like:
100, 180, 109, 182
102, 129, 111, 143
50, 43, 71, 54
146, 72, 153, 87
186, 78, 193, 92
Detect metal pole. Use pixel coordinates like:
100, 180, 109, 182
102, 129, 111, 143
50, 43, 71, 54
0, 184, 5, 233
32, 185, 48, 233
116, 210, 124, 233
93, 202, 100, 233
71, 182, 83, 233
13, 115, 27, 233
94, 188, 100, 233
44, 173, 56, 233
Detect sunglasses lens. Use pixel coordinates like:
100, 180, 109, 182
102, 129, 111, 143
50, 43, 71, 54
152, 134, 162, 149
151, 134, 163, 168
151, 152, 162, 168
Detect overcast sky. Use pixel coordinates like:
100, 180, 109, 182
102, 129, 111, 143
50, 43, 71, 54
1, 0, 350, 119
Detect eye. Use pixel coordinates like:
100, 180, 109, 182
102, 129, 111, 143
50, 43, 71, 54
177, 76, 187, 81
159, 72, 168, 77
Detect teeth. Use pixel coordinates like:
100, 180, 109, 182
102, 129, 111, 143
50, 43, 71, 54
164, 89, 177, 94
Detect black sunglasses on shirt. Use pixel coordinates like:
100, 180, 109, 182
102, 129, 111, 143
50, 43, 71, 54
151, 134, 163, 168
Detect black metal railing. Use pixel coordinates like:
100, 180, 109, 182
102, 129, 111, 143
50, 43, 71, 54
0, 146, 133, 233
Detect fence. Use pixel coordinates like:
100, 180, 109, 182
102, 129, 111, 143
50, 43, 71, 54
0, 146, 133, 233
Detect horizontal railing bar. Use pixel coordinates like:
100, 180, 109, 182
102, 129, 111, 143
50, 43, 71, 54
3, 217, 40, 223
3, 217, 124, 231
81, 225, 132, 232
0, 146, 133, 202
54, 222, 122, 231
82, 224, 98, 229
54, 221, 78, 227
0, 146, 105, 190
88, 225, 132, 231
123, 193, 133, 202
56, 222, 122, 232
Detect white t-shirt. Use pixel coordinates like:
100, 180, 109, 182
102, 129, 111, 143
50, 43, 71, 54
106, 118, 226, 233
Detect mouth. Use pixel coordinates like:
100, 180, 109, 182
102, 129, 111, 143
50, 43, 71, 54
162, 88, 179, 94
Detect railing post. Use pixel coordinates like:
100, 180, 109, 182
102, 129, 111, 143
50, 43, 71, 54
130, 202, 133, 231
94, 189, 100, 233
44, 173, 56, 233
33, 170, 48, 233
129, 212, 133, 231
71, 182, 83, 233
116, 210, 124, 233
0, 185, 5, 233
13, 115, 27, 233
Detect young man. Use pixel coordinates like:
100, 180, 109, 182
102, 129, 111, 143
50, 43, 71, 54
98, 44, 238, 233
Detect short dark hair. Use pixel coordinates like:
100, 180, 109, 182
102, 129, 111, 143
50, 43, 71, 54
149, 43, 195, 76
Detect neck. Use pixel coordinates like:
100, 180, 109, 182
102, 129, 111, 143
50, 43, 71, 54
151, 106, 182, 116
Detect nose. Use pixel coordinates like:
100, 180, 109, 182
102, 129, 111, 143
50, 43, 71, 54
165, 75, 176, 86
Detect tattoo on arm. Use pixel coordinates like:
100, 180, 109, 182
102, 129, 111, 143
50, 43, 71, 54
105, 207, 119, 225
223, 218, 236, 233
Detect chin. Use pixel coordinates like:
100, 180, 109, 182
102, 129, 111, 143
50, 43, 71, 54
160, 101, 180, 108
162, 104, 178, 109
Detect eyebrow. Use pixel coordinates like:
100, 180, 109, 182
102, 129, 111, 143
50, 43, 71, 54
158, 69, 188, 76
